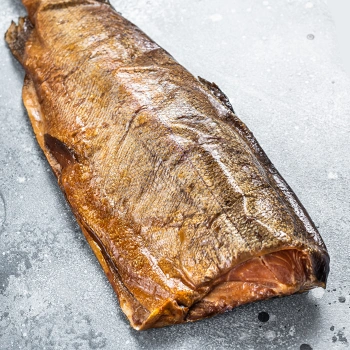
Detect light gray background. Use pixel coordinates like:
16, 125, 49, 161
0, 0, 349, 349
327, 0, 350, 77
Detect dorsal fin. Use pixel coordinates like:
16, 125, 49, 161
198, 76, 235, 114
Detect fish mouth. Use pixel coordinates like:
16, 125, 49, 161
185, 248, 329, 322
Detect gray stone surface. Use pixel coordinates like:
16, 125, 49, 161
0, 0, 349, 349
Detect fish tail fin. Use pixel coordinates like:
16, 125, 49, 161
22, 0, 113, 21
5, 17, 33, 65
8, 0, 115, 55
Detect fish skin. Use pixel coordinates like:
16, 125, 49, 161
5, 0, 329, 330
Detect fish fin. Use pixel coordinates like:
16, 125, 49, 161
22, 76, 59, 178
5, 17, 33, 64
23, 75, 78, 178
44, 134, 78, 171
198, 76, 235, 114
94, 0, 118, 12
22, 75, 45, 150
78, 221, 154, 330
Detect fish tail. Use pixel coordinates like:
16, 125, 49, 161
5, 17, 33, 65
22, 0, 112, 21
6, 0, 114, 57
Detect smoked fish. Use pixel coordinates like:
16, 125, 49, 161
5, 0, 329, 330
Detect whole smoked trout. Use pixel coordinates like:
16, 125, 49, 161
6, 0, 329, 330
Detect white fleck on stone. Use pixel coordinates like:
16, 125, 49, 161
294, 125, 299, 130
17, 177, 26, 183
247, 8, 252, 12
328, 171, 338, 179
209, 14, 222, 22
265, 330, 276, 340
311, 287, 325, 299
239, 332, 249, 340
289, 325, 296, 336
305, 2, 314, 8
269, 314, 277, 321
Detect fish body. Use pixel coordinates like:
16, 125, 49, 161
6, 0, 329, 330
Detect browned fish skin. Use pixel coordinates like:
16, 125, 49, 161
6, 0, 329, 330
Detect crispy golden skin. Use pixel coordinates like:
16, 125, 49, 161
6, 0, 329, 330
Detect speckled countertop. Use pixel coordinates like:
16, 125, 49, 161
0, 0, 349, 349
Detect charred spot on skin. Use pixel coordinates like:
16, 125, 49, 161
44, 134, 77, 170
258, 311, 269, 322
